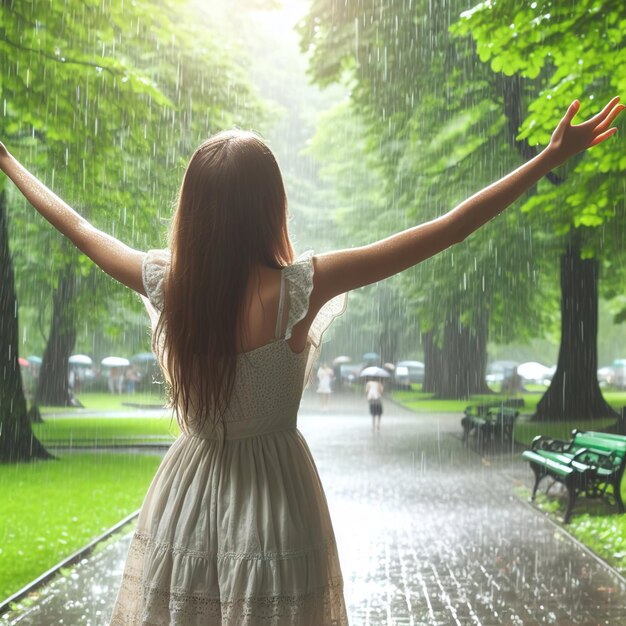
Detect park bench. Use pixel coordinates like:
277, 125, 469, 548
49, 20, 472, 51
523, 429, 626, 523
461, 403, 520, 452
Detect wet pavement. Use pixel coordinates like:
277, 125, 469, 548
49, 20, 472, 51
2, 391, 625, 625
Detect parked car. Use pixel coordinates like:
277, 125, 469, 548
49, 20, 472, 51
339, 364, 361, 384
597, 365, 614, 387
517, 361, 552, 385
486, 361, 519, 385
612, 359, 626, 388
395, 360, 424, 384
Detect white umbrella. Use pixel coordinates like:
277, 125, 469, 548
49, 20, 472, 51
332, 355, 352, 365
69, 354, 93, 365
359, 366, 391, 378
101, 356, 130, 367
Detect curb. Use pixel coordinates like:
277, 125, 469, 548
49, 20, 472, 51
0, 510, 139, 616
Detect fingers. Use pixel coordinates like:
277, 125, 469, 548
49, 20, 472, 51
590, 126, 618, 147
582, 95, 621, 127
593, 103, 626, 133
562, 99, 580, 126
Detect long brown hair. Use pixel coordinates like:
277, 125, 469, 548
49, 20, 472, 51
156, 130, 294, 431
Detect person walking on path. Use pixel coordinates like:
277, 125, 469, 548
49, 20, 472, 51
365, 378, 384, 433
317, 362, 334, 411
0, 96, 622, 625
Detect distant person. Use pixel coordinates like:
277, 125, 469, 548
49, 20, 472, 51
108, 367, 121, 394
365, 379, 384, 432
316, 362, 334, 411
1, 97, 622, 625
125, 366, 141, 394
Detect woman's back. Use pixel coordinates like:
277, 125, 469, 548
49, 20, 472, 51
109, 248, 349, 625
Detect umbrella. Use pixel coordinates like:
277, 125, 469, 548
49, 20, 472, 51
359, 366, 391, 378
332, 356, 351, 365
101, 356, 130, 367
362, 352, 380, 362
26, 355, 42, 365
383, 362, 395, 371
69, 354, 93, 365
18, 357, 30, 367
132, 352, 157, 363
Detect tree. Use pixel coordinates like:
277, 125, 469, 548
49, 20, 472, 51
301, 0, 550, 397
0, 188, 51, 461
454, 0, 626, 418
0, 0, 265, 459
3, 0, 264, 411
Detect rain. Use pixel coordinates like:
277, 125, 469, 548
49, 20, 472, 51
1, 0, 625, 624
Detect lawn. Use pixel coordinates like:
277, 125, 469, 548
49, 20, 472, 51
514, 415, 617, 447
392, 388, 543, 414
393, 387, 626, 422
40, 390, 166, 413
0, 452, 163, 602
33, 417, 180, 447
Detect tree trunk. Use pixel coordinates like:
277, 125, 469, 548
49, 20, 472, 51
433, 311, 491, 399
422, 329, 444, 393
35, 267, 77, 407
378, 318, 398, 369
0, 190, 52, 462
534, 242, 617, 421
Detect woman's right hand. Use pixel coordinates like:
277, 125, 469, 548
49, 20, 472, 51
547, 97, 624, 166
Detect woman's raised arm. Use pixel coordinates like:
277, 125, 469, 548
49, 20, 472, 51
0, 142, 146, 295
310, 97, 624, 308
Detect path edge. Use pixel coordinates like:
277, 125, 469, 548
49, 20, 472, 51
0, 510, 139, 616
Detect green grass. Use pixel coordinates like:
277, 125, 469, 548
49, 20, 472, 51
392, 385, 626, 422
40, 390, 166, 413
0, 452, 163, 601
516, 486, 626, 576
392, 389, 543, 414
514, 416, 617, 447
33, 417, 180, 447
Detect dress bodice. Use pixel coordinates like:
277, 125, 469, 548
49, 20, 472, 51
140, 249, 346, 440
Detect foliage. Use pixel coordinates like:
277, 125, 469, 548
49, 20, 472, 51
300, 0, 554, 362
453, 0, 626, 291
0, 452, 162, 601
2, 0, 265, 364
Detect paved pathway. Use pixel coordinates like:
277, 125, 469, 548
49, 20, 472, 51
2, 392, 625, 625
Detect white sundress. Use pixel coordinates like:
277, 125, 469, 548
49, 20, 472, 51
108, 250, 349, 626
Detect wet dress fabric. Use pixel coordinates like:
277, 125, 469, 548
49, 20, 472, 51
108, 250, 349, 626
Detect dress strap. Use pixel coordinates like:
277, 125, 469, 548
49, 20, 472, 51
275, 271, 286, 339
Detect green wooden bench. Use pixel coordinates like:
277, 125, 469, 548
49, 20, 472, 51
461, 404, 520, 452
523, 429, 626, 523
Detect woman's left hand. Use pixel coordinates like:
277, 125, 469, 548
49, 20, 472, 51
548, 96, 625, 165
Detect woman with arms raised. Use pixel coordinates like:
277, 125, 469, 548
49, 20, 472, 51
0, 96, 622, 625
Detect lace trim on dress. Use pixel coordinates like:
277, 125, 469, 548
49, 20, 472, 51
142, 249, 171, 311
110, 576, 347, 626
282, 251, 315, 341
281, 251, 348, 386
109, 531, 349, 626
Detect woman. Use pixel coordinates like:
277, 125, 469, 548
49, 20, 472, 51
0, 96, 622, 625
365, 378, 384, 433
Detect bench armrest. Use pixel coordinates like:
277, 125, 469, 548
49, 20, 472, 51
531, 435, 570, 452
